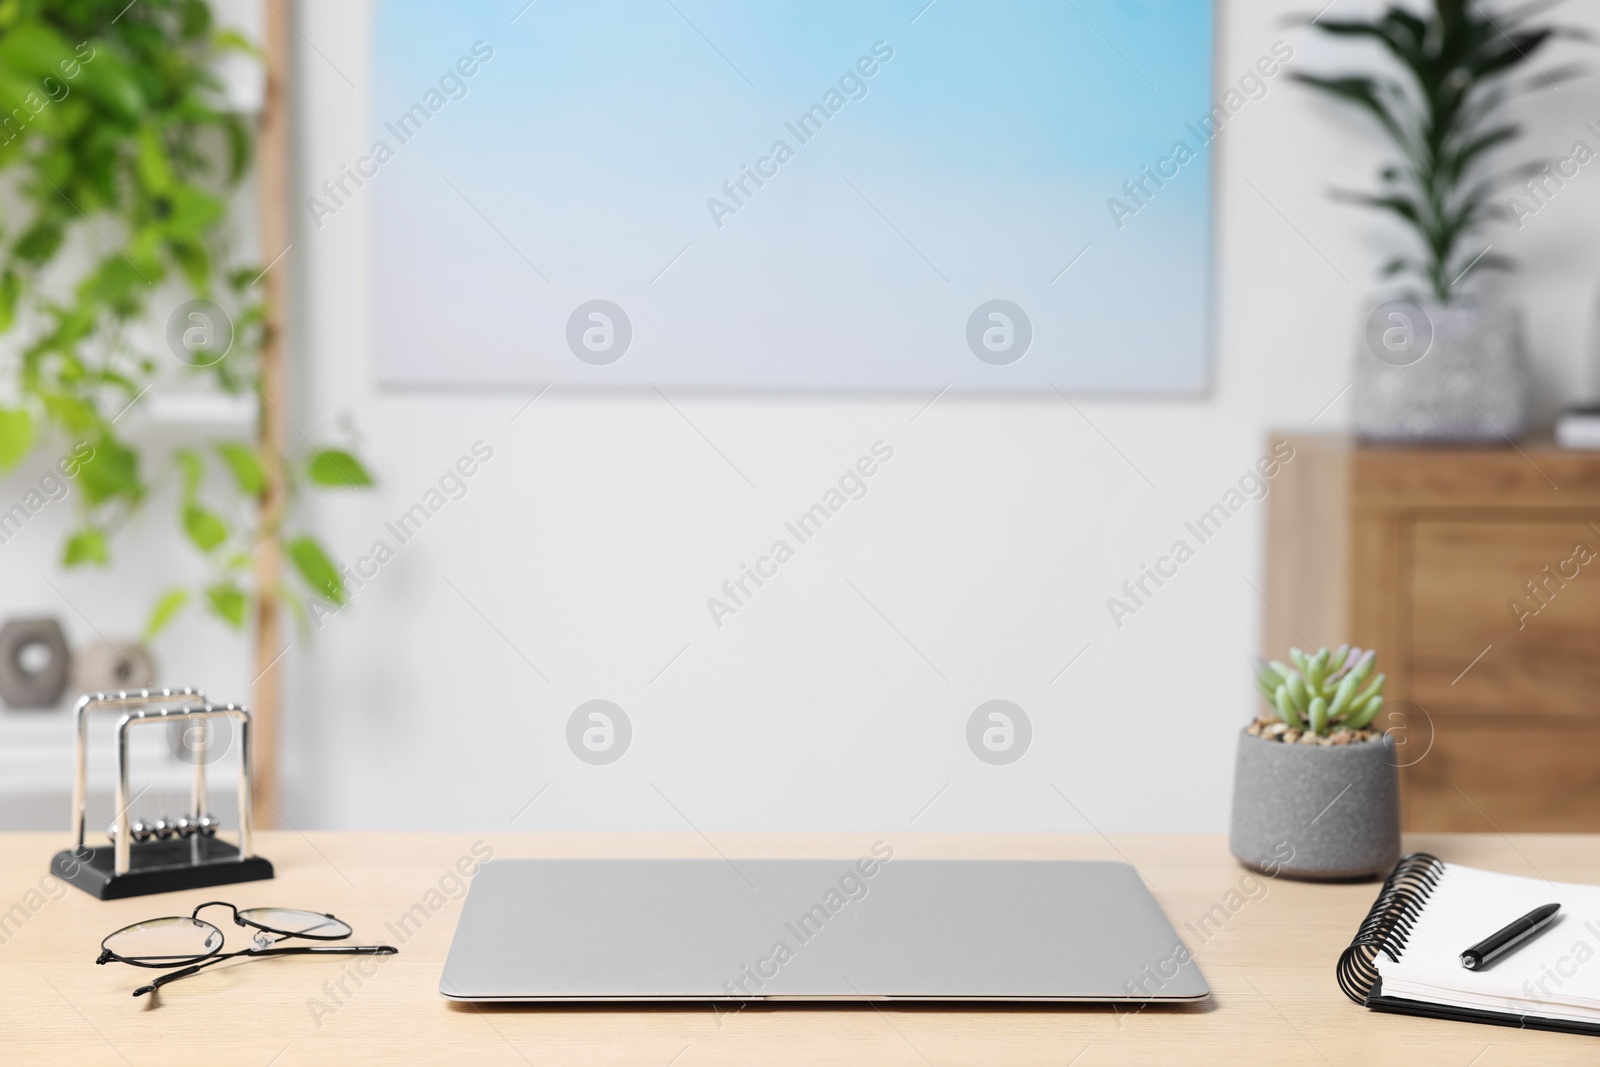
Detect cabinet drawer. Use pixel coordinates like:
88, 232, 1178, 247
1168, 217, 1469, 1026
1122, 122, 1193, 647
1403, 725, 1600, 831
1409, 519, 1600, 721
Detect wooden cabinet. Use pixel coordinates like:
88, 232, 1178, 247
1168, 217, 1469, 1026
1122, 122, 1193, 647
1263, 433, 1600, 831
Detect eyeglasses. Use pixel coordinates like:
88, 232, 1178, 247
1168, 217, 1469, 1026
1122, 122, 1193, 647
97, 900, 397, 997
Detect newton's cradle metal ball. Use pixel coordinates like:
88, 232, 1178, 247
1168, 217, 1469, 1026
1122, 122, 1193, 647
108, 813, 219, 843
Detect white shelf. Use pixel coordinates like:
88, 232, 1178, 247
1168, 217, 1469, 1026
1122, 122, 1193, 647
120, 392, 257, 435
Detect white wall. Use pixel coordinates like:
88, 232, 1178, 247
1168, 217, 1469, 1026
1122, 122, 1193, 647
5, 0, 1598, 833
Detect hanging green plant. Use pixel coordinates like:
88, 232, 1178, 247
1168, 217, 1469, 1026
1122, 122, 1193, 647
0, 0, 369, 638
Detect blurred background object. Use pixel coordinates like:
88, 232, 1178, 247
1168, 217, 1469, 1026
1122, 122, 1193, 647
1294, 1, 1585, 441
0, 616, 70, 709
71, 639, 156, 695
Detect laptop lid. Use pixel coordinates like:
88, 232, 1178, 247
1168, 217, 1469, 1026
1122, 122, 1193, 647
439, 854, 1209, 1002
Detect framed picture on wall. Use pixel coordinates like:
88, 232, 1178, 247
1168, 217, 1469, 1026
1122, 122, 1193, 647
366, 0, 1214, 391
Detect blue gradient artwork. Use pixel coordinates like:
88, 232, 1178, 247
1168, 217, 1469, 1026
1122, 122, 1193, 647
367, 0, 1214, 390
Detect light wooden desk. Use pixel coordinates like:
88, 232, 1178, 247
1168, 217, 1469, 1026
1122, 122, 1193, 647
2, 832, 1596, 1065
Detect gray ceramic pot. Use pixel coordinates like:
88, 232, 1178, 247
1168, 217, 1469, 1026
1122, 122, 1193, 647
1228, 729, 1400, 881
1351, 299, 1530, 443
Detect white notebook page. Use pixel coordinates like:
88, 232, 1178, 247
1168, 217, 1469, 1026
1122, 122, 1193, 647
1376, 863, 1600, 1021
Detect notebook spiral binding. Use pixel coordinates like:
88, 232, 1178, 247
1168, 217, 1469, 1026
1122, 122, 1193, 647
1336, 852, 1447, 1004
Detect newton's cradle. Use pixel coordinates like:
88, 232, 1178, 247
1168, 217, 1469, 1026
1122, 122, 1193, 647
50, 688, 274, 899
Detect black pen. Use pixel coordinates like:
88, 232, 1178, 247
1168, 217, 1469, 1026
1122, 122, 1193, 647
1460, 903, 1561, 970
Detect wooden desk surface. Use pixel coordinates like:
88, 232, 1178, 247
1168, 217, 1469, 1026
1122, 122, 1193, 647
2, 831, 1597, 1065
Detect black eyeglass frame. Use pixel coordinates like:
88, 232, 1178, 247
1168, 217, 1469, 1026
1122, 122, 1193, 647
96, 899, 396, 997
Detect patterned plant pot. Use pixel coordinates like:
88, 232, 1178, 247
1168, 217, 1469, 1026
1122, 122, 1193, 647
1352, 299, 1530, 443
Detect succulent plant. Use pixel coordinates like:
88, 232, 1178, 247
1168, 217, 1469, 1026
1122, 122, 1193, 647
1252, 646, 1386, 737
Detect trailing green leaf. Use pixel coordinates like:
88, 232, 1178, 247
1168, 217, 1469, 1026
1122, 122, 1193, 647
307, 448, 373, 488
216, 442, 265, 495
144, 588, 189, 638
288, 535, 345, 606
0, 270, 19, 332
175, 447, 204, 499
205, 582, 247, 628
63, 526, 108, 566
75, 436, 141, 506
0, 407, 33, 471
0, 0, 374, 651
181, 502, 228, 553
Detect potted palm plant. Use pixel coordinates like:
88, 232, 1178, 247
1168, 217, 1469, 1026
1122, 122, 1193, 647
1296, 1, 1583, 441
1230, 646, 1399, 880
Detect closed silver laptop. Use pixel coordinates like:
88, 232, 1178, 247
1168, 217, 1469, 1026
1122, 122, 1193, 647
439, 854, 1209, 1002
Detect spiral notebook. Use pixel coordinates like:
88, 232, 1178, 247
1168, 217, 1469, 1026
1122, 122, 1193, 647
1339, 854, 1600, 1036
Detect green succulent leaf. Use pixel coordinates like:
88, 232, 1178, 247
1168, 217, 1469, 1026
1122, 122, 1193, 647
1286, 672, 1309, 709
1253, 658, 1277, 691
1328, 670, 1361, 719
1347, 650, 1377, 690
1259, 646, 1383, 735
1275, 684, 1305, 730
1306, 648, 1330, 691
1309, 696, 1330, 736
1347, 693, 1385, 730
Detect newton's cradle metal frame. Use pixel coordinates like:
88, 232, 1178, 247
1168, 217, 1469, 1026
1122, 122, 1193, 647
50, 688, 274, 899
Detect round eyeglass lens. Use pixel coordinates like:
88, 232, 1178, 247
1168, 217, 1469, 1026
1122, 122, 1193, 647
103, 917, 222, 964
238, 908, 351, 939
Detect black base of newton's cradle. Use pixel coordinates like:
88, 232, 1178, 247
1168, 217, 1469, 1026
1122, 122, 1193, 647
51, 837, 274, 899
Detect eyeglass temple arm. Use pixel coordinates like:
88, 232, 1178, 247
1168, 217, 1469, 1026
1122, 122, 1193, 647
131, 945, 398, 997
